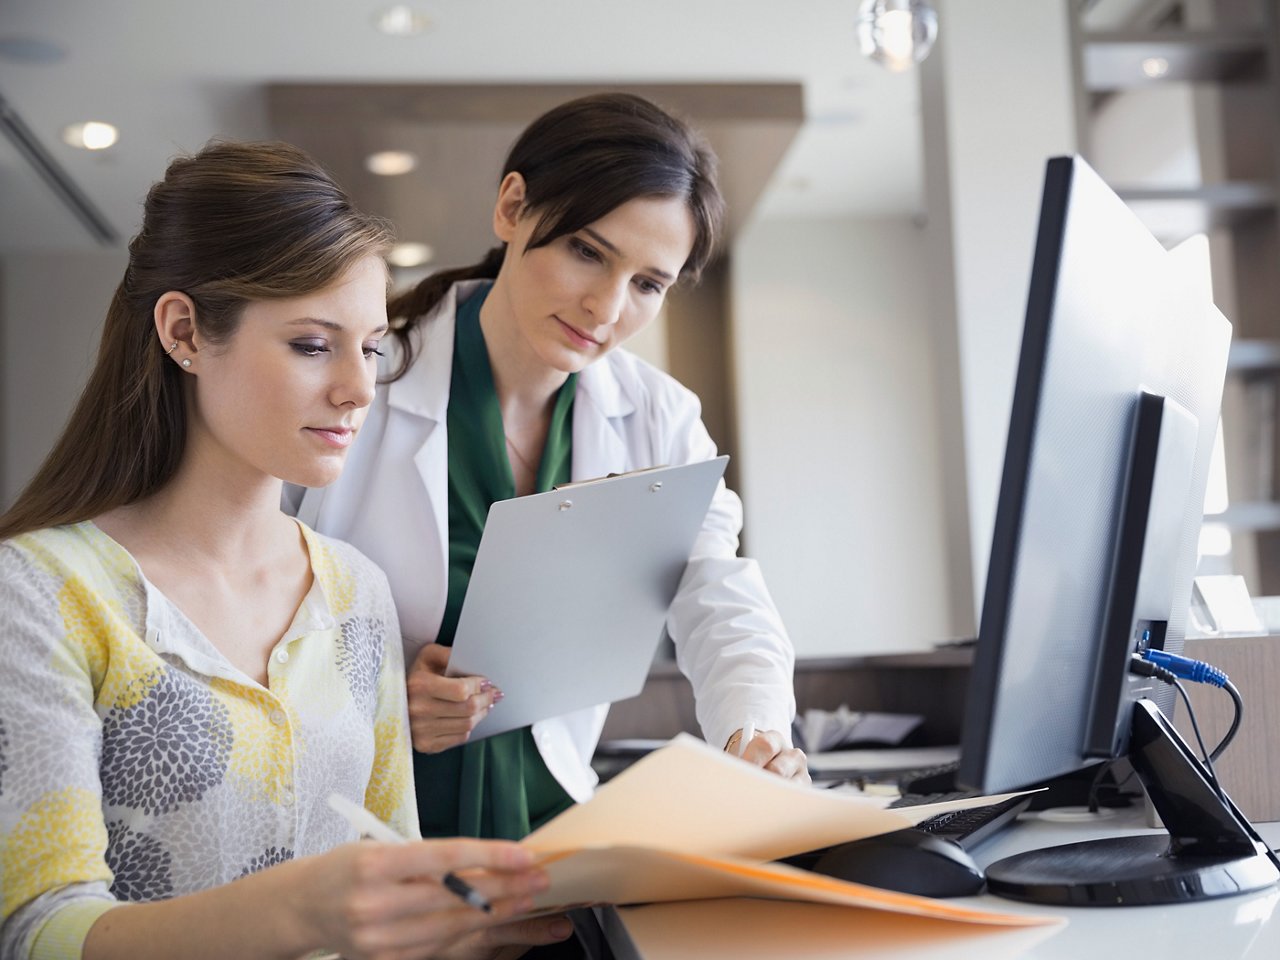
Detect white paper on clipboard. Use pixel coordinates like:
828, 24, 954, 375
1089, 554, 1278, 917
446, 456, 728, 738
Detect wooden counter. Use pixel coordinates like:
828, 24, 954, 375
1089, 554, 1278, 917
599, 647, 973, 746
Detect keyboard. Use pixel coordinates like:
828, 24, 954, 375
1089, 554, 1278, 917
888, 792, 1033, 851
896, 758, 965, 795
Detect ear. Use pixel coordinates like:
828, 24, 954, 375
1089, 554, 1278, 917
154, 291, 198, 370
492, 171, 528, 244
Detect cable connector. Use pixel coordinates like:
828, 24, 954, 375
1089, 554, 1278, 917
1130, 655, 1177, 685
1142, 649, 1228, 688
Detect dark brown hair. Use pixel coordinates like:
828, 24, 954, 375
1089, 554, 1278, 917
385, 92, 724, 380
0, 140, 392, 540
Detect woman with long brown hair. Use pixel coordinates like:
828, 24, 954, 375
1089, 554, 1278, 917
290, 93, 807, 854
0, 141, 567, 960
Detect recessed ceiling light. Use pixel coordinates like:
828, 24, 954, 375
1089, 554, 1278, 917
62, 121, 119, 151
387, 242, 434, 268
366, 150, 418, 176
1141, 57, 1170, 78
373, 5, 431, 36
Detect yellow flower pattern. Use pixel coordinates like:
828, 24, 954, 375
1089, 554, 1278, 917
365, 712, 412, 826
0, 522, 416, 958
1, 788, 109, 917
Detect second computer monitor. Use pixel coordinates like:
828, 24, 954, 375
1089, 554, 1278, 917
959, 155, 1230, 797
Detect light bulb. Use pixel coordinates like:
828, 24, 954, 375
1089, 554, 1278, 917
373, 5, 430, 36
1141, 57, 1170, 79
387, 242, 434, 268
61, 121, 119, 150
366, 150, 418, 176
857, 0, 938, 72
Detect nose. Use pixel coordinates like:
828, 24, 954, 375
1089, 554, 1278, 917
332, 348, 376, 410
582, 275, 628, 327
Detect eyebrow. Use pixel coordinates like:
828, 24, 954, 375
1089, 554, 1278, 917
581, 228, 677, 283
289, 317, 390, 335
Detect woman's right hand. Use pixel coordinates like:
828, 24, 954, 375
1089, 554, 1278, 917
407, 643, 502, 753
82, 836, 554, 960
299, 837, 549, 960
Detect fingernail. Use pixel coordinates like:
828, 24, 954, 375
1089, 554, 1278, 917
479, 680, 492, 692
550, 919, 574, 939
492, 690, 505, 702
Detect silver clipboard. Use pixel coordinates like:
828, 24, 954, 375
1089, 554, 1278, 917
446, 456, 728, 738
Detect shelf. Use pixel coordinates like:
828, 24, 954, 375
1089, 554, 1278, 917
1113, 181, 1275, 243
1229, 339, 1280, 373
1206, 502, 1280, 532
1083, 30, 1269, 90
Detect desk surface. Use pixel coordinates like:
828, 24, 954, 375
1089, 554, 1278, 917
603, 809, 1280, 959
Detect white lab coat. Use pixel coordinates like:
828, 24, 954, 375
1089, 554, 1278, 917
290, 280, 795, 801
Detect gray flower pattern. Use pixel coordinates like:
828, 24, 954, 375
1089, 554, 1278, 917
107, 820, 175, 902
336, 617, 385, 718
101, 669, 234, 815
238, 846, 294, 878
0, 716, 9, 796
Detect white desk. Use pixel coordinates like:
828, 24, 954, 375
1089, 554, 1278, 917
600, 810, 1280, 959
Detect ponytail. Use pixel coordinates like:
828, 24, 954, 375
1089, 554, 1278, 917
384, 245, 505, 382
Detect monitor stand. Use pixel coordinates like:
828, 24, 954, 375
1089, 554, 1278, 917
985, 699, 1280, 906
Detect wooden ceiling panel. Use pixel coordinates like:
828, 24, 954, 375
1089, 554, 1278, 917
267, 83, 804, 270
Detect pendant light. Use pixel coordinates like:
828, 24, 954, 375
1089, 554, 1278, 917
857, 0, 939, 72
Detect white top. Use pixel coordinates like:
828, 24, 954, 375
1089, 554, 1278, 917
290, 279, 796, 801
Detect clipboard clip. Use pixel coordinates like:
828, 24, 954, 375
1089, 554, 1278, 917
552, 464, 671, 492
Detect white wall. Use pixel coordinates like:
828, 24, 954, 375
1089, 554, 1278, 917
0, 251, 124, 506
921, 0, 1078, 612
1090, 84, 1201, 187
731, 216, 956, 657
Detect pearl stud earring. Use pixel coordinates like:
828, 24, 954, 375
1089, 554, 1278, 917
182, 359, 192, 368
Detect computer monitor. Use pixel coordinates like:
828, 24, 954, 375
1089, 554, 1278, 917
956, 155, 1279, 905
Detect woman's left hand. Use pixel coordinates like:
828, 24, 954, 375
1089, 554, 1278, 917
726, 728, 810, 783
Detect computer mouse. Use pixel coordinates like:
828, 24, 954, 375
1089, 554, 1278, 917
810, 829, 986, 898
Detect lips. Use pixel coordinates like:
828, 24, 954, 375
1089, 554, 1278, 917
306, 426, 355, 448
556, 317, 602, 347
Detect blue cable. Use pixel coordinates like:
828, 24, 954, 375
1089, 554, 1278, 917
1142, 649, 1228, 688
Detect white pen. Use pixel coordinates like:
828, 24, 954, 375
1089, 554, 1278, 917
737, 720, 757, 758
326, 792, 492, 913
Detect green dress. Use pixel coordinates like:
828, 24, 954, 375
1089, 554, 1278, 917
415, 284, 578, 840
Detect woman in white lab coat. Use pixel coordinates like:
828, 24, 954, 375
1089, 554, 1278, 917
291, 93, 805, 843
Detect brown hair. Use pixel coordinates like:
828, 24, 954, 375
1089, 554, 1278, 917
384, 92, 724, 380
0, 140, 392, 540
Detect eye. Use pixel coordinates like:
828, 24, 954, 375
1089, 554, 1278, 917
363, 343, 385, 359
635, 277, 665, 296
291, 340, 328, 357
570, 237, 602, 262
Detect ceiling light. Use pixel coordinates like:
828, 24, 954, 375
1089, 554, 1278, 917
366, 150, 418, 176
1141, 57, 1170, 79
857, 0, 938, 72
387, 242, 434, 268
373, 5, 431, 36
61, 121, 119, 151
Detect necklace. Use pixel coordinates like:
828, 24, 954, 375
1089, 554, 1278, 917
505, 434, 539, 476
